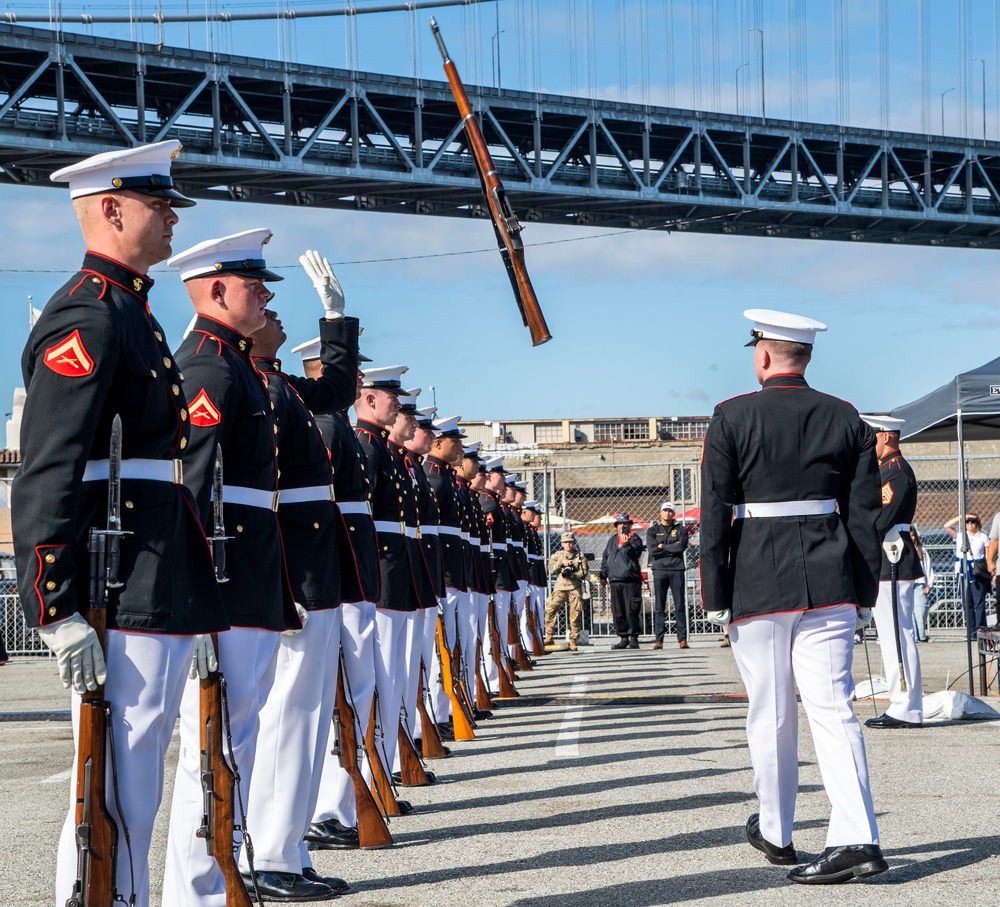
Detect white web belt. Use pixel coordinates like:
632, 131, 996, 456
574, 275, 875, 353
733, 499, 836, 519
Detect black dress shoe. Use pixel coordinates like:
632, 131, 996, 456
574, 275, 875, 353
611, 639, 629, 650
303, 819, 359, 850
395, 799, 414, 815
241, 869, 333, 901
745, 813, 797, 865
473, 709, 493, 720
301, 866, 350, 893
787, 844, 888, 884
392, 770, 436, 785
865, 713, 922, 729
436, 721, 455, 740
627, 639, 640, 649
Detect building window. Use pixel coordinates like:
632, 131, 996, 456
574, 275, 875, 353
534, 423, 562, 443
594, 420, 649, 441
657, 418, 709, 440
672, 467, 693, 501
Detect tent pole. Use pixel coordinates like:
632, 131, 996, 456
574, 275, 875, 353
956, 411, 976, 696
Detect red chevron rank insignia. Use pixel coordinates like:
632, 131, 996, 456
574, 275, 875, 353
44, 330, 94, 377
188, 389, 222, 427
881, 481, 894, 505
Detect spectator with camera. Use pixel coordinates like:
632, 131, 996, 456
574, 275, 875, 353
646, 502, 690, 650
944, 513, 990, 641
599, 513, 646, 649
543, 531, 588, 652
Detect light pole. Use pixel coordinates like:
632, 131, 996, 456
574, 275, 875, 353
973, 58, 987, 141
428, 385, 437, 409
735, 63, 749, 115
941, 86, 956, 135
749, 27, 765, 122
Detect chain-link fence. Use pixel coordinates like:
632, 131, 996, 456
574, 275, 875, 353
534, 455, 1000, 641
3, 453, 1000, 653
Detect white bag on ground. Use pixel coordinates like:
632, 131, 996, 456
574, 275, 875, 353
922, 690, 1000, 722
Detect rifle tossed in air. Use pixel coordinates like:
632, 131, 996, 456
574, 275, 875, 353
430, 17, 552, 347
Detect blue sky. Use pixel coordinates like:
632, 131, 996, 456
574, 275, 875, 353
3, 1, 1000, 422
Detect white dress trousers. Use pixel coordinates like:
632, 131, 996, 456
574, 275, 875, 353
873, 580, 923, 723
729, 603, 879, 850
56, 631, 195, 907
455, 590, 478, 699
508, 581, 528, 659
486, 590, 512, 688
312, 600, 377, 831
423, 589, 452, 724
240, 608, 342, 874
394, 610, 424, 771
468, 590, 490, 692
162, 627, 280, 907
372, 608, 410, 781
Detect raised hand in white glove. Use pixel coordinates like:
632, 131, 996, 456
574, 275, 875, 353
855, 607, 873, 631
283, 602, 310, 636
189, 634, 219, 680
37, 612, 107, 695
298, 250, 345, 320
706, 609, 731, 626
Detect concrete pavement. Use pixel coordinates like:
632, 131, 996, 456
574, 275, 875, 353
0, 633, 997, 906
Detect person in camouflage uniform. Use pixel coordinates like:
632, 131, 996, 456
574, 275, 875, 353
543, 531, 589, 652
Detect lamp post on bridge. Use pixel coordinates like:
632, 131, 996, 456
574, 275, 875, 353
749, 27, 765, 123
735, 63, 749, 116
973, 58, 987, 142
941, 86, 956, 135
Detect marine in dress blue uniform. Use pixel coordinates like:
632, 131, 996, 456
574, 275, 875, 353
13, 141, 227, 907
859, 414, 925, 729
700, 309, 888, 885
163, 229, 299, 907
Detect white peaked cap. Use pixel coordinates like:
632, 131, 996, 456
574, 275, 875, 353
524, 500, 541, 512
398, 389, 422, 411
433, 415, 466, 438
515, 480, 528, 491
168, 228, 282, 282
416, 406, 438, 420
744, 308, 828, 346
360, 365, 408, 390
463, 441, 482, 455
860, 414, 906, 432
292, 336, 321, 361
50, 140, 195, 206
485, 455, 505, 471
504, 472, 519, 485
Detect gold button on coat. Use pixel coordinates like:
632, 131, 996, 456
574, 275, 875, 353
46, 581, 56, 591
45, 553, 56, 564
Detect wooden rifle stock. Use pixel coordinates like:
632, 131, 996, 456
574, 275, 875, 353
396, 718, 432, 786
334, 661, 393, 848
436, 616, 475, 740
67, 607, 117, 907
509, 606, 533, 672
488, 599, 518, 698
364, 695, 401, 817
197, 635, 253, 907
430, 18, 551, 347
474, 639, 494, 711
524, 596, 547, 656
67, 531, 117, 907
416, 668, 448, 759
451, 639, 477, 722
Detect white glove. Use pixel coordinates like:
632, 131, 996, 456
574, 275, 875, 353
283, 602, 310, 636
856, 607, 873, 631
37, 613, 107, 695
189, 634, 218, 680
299, 250, 345, 320
706, 609, 731, 626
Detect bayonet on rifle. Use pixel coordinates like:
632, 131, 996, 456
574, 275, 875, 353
211, 445, 231, 583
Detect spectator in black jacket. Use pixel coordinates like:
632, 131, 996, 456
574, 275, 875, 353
646, 502, 690, 650
599, 513, 646, 649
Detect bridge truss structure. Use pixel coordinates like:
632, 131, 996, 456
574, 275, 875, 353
5, 23, 1000, 249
